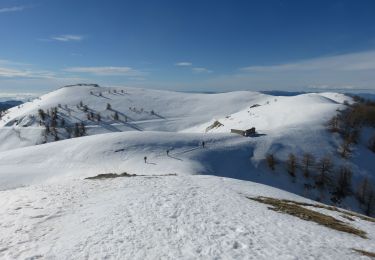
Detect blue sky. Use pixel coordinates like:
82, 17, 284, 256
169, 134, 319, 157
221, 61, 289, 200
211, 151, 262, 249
1, 0, 375, 94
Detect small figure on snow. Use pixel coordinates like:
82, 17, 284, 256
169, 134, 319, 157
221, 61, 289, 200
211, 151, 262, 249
166, 150, 169, 156
202, 141, 205, 148
144, 156, 147, 163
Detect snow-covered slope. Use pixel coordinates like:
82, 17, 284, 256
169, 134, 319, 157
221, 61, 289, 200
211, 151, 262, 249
0, 85, 267, 152
0, 86, 372, 208
1, 175, 374, 259
1, 86, 374, 258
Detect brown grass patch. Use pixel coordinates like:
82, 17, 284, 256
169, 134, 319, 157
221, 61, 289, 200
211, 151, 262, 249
85, 172, 136, 179
249, 196, 367, 239
352, 248, 375, 258
274, 198, 375, 223
85, 172, 177, 180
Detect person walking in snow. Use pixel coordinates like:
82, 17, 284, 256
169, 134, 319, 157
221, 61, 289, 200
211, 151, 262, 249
202, 141, 205, 148
144, 156, 147, 163
166, 150, 169, 156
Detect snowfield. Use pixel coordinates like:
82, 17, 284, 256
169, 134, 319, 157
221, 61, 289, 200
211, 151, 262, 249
0, 85, 374, 259
1, 175, 374, 259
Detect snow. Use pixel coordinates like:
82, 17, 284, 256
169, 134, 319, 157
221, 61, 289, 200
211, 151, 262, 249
1, 175, 374, 259
0, 85, 374, 258
0, 86, 373, 206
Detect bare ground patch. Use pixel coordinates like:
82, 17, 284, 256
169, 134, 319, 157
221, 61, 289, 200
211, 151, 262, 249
352, 248, 375, 258
249, 196, 367, 239
85, 172, 177, 180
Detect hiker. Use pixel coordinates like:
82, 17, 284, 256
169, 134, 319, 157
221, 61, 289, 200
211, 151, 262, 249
202, 141, 205, 148
166, 150, 169, 156
144, 156, 147, 163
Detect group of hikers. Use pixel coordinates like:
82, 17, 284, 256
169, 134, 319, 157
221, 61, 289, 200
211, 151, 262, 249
143, 141, 206, 163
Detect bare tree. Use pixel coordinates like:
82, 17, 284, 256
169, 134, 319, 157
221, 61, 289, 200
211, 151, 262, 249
339, 140, 351, 158
315, 156, 333, 188
114, 111, 119, 121
327, 116, 340, 132
38, 109, 46, 121
286, 153, 297, 177
266, 153, 277, 171
368, 133, 375, 153
356, 177, 375, 216
301, 153, 315, 178
335, 165, 352, 198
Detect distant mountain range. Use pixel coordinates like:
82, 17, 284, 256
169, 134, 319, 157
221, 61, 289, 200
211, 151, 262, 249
0, 100, 23, 111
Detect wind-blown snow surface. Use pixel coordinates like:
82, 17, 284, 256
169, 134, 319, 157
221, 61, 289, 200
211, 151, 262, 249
1, 175, 374, 259
0, 85, 374, 258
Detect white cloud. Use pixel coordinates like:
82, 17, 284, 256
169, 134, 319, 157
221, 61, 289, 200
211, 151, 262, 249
51, 35, 84, 42
198, 50, 375, 92
64, 66, 144, 76
241, 50, 375, 72
0, 67, 55, 79
175, 62, 192, 66
192, 67, 212, 73
0, 6, 26, 13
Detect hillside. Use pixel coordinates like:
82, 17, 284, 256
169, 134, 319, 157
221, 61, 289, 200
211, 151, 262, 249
1, 174, 374, 259
1, 85, 374, 213
0, 85, 375, 258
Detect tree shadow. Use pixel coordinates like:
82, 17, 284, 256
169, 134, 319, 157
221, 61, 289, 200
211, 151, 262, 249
152, 112, 165, 119
250, 133, 267, 138
98, 122, 122, 132
92, 93, 111, 100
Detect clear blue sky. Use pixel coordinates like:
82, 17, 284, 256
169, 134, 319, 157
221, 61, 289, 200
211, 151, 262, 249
1, 0, 375, 93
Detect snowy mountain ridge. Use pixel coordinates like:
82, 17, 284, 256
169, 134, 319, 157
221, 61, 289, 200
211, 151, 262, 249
0, 85, 374, 259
